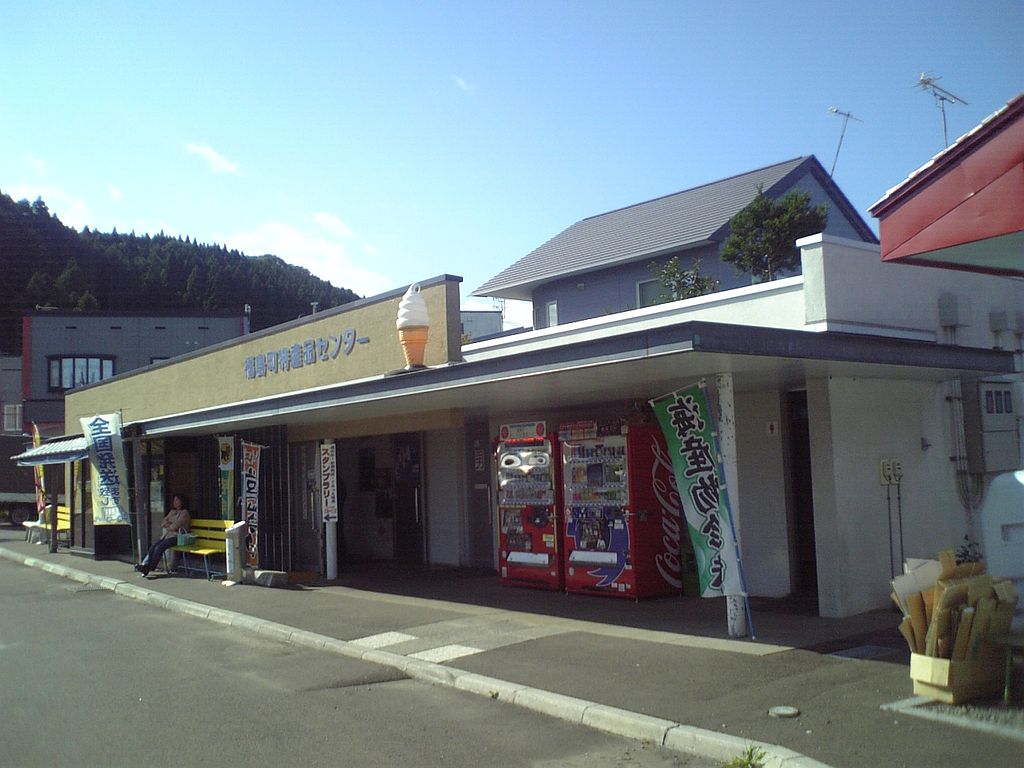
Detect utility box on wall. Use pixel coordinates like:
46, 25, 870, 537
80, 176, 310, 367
963, 378, 1021, 474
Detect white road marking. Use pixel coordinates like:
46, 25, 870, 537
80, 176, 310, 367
408, 644, 484, 663
351, 631, 417, 648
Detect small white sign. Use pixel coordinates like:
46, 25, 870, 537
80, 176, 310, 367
320, 442, 339, 522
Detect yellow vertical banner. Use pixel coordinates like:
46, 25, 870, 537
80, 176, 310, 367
31, 423, 45, 517
217, 437, 234, 520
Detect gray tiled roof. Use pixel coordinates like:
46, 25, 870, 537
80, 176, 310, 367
474, 156, 824, 300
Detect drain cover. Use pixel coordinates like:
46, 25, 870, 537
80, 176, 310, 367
768, 706, 801, 718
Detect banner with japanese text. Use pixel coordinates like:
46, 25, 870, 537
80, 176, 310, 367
649, 384, 743, 597
240, 440, 261, 567
320, 441, 338, 523
80, 413, 130, 525
217, 437, 235, 520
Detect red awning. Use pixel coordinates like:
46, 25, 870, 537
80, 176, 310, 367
870, 93, 1024, 276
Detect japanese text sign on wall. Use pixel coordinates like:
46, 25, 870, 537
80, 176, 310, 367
80, 412, 130, 525
320, 441, 339, 523
649, 384, 743, 598
243, 328, 370, 381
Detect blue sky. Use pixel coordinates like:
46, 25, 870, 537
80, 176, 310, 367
2, 1, 1020, 327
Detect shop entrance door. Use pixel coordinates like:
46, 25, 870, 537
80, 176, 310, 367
786, 390, 818, 612
465, 419, 494, 568
393, 432, 424, 564
290, 442, 323, 574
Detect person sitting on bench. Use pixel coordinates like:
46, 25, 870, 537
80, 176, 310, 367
135, 494, 191, 577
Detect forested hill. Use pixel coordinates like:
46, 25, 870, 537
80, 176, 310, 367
0, 191, 361, 355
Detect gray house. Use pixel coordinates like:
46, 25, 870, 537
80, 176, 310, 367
22, 310, 248, 434
473, 156, 877, 328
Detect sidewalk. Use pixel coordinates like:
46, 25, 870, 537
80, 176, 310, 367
2, 530, 1021, 768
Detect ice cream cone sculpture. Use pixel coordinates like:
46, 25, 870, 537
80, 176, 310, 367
396, 283, 430, 369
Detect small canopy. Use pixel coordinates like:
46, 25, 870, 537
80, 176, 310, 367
12, 435, 89, 466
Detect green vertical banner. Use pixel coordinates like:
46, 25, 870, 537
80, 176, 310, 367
650, 383, 744, 598
217, 436, 235, 520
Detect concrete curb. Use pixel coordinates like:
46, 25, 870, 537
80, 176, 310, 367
1, 546, 831, 768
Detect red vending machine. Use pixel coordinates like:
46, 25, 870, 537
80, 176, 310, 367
559, 420, 682, 599
495, 422, 563, 590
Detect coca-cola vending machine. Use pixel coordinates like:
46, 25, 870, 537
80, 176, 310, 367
559, 420, 682, 599
495, 421, 563, 590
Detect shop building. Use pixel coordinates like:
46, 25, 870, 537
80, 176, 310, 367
54, 232, 1022, 617
14, 152, 1017, 619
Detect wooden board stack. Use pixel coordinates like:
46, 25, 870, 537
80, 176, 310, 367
892, 550, 1018, 660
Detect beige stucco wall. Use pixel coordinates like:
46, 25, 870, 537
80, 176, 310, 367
66, 277, 461, 431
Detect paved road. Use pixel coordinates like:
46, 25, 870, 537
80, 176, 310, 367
0, 559, 713, 768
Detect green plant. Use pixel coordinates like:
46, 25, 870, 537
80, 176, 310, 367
721, 745, 766, 768
648, 255, 718, 303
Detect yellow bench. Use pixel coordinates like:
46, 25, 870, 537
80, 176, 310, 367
168, 518, 232, 580
23, 505, 71, 547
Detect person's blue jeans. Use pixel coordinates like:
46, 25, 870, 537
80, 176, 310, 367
142, 536, 176, 569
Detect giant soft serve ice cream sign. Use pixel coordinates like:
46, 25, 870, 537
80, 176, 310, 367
396, 283, 430, 369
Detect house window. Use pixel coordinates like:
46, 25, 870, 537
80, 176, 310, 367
47, 356, 115, 391
3, 404, 22, 433
545, 300, 558, 327
637, 278, 663, 308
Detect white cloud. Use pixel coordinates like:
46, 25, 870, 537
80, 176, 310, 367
25, 154, 47, 175
108, 185, 123, 202
454, 75, 475, 92
312, 212, 353, 239
218, 219, 393, 298
185, 142, 240, 175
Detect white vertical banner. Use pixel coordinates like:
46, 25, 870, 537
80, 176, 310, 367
321, 441, 339, 522
80, 413, 130, 524
240, 440, 261, 568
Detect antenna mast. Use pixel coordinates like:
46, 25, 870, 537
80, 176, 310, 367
827, 106, 863, 177
917, 72, 968, 148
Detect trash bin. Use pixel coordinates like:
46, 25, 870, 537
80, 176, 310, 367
225, 520, 247, 582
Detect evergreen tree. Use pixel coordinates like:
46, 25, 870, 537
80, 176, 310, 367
720, 185, 828, 282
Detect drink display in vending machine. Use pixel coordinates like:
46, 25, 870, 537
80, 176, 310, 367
560, 420, 682, 599
495, 422, 563, 590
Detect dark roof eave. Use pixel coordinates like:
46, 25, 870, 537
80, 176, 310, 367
130, 321, 1015, 436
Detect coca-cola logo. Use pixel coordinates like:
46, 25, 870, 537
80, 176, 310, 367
649, 434, 684, 589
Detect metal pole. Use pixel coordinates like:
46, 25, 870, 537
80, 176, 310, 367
713, 374, 756, 639
46, 464, 59, 554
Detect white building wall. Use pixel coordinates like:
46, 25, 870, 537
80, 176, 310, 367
799, 234, 1024, 344
810, 376, 964, 617
425, 428, 464, 566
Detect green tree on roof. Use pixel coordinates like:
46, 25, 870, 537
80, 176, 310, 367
720, 185, 828, 282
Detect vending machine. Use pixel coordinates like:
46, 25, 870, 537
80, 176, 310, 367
495, 422, 563, 590
559, 420, 682, 599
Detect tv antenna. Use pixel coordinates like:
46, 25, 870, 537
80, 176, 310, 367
917, 72, 967, 148
827, 106, 863, 177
